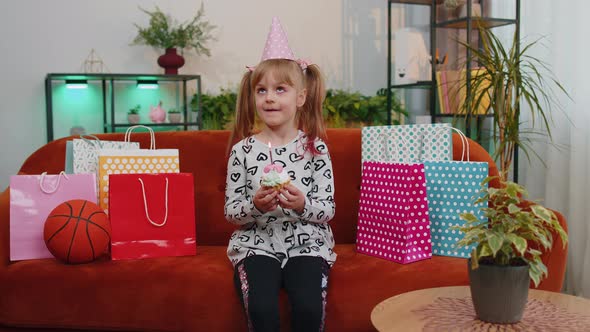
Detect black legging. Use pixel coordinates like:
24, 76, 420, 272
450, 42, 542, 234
233, 255, 330, 332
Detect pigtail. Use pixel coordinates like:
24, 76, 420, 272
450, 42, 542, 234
298, 64, 327, 155
227, 71, 255, 156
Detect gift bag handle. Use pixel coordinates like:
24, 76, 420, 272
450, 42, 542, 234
39, 171, 69, 194
420, 124, 452, 159
79, 134, 103, 149
378, 131, 411, 163
125, 125, 156, 150
451, 127, 470, 161
138, 177, 169, 227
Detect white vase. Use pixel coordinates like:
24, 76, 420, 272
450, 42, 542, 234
127, 114, 140, 124
168, 113, 182, 123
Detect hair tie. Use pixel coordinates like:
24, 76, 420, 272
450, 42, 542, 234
295, 58, 312, 71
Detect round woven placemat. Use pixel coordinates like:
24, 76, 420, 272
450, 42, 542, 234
413, 296, 590, 331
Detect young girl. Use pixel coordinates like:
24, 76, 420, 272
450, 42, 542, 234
224, 18, 336, 332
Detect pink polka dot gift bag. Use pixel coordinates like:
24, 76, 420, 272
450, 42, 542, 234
356, 161, 432, 264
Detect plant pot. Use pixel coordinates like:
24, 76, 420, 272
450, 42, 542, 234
468, 259, 529, 324
158, 48, 185, 75
127, 114, 140, 124
168, 113, 182, 123
438, 4, 459, 20
458, 3, 482, 17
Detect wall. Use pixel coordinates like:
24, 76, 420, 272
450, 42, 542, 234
0, 0, 390, 189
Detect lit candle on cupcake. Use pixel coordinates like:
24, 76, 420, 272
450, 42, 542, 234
268, 142, 273, 163
260, 141, 291, 190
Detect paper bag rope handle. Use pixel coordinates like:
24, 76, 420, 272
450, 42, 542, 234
450, 127, 470, 161
79, 134, 104, 149
378, 131, 411, 163
125, 125, 156, 150
421, 125, 452, 160
138, 177, 169, 227
39, 171, 69, 194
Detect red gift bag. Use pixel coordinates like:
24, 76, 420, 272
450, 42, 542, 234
108, 173, 196, 260
356, 161, 432, 264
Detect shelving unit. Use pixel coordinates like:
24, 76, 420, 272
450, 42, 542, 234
45, 73, 201, 142
386, 0, 520, 180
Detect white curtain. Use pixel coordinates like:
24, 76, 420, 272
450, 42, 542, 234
516, 0, 590, 297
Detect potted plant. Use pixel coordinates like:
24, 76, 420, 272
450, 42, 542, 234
191, 88, 237, 130
443, 0, 481, 17
322, 88, 407, 128
455, 177, 568, 323
459, 27, 569, 181
132, 4, 216, 74
128, 104, 141, 124
168, 108, 182, 123
190, 87, 408, 130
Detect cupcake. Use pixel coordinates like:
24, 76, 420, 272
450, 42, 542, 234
260, 164, 290, 190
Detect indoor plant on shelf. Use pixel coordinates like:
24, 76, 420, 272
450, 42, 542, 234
322, 88, 407, 128
128, 104, 141, 124
132, 4, 216, 74
455, 177, 568, 323
167, 108, 182, 123
458, 27, 569, 182
191, 88, 237, 130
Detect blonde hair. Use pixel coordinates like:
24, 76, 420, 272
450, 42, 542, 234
228, 59, 327, 156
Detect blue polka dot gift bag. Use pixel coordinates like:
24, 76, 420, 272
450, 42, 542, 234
361, 123, 452, 164
423, 129, 488, 258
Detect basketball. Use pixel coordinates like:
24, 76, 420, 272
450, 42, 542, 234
44, 199, 111, 264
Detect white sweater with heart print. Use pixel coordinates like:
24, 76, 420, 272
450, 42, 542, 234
224, 131, 336, 268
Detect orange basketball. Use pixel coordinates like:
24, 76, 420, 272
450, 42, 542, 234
44, 199, 111, 264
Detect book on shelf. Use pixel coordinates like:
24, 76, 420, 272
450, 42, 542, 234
436, 68, 490, 115
436, 71, 446, 114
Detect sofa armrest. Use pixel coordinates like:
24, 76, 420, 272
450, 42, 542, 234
454, 134, 568, 291
0, 187, 9, 268
536, 207, 568, 292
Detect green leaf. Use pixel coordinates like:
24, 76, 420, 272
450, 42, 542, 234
528, 248, 542, 257
460, 213, 479, 223
506, 234, 527, 255
486, 233, 504, 256
508, 204, 521, 214
529, 265, 541, 287
531, 205, 553, 223
479, 243, 492, 258
505, 183, 519, 198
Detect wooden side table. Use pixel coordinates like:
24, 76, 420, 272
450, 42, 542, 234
371, 286, 590, 331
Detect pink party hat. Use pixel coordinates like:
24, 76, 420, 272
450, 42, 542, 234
259, 17, 295, 62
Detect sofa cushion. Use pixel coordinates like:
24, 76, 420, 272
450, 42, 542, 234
0, 244, 470, 332
0, 246, 244, 331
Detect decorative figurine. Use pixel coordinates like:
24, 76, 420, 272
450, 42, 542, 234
149, 101, 166, 123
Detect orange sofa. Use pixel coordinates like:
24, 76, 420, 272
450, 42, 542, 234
0, 129, 567, 331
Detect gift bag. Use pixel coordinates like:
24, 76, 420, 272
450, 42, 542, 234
98, 126, 179, 213
9, 172, 97, 261
65, 141, 74, 174
362, 123, 452, 164
108, 173, 196, 260
72, 134, 140, 174
356, 161, 432, 264
424, 129, 488, 258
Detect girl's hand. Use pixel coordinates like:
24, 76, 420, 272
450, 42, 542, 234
253, 187, 279, 213
278, 184, 305, 215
